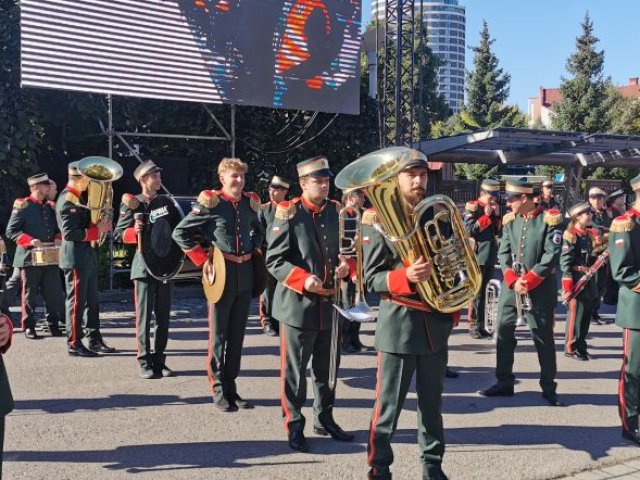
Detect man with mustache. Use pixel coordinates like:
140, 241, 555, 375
362, 151, 456, 480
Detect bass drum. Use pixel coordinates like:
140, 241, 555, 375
142, 195, 201, 281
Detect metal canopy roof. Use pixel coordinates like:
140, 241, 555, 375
419, 128, 640, 168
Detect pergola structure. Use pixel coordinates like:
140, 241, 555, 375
419, 127, 640, 206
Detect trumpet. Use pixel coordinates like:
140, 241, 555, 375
512, 255, 532, 326
328, 206, 375, 392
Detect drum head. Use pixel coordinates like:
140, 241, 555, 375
142, 195, 186, 281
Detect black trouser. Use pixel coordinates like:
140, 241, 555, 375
468, 263, 494, 331
259, 274, 278, 331
368, 349, 447, 475
496, 298, 557, 394
0, 415, 4, 478
280, 324, 337, 432
134, 278, 172, 369
340, 280, 361, 347
594, 266, 607, 315
0, 268, 21, 319
63, 267, 102, 346
20, 266, 63, 330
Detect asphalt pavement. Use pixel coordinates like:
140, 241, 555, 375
2, 296, 638, 479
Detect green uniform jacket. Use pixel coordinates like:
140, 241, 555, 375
259, 201, 278, 245
5, 196, 61, 267
463, 200, 500, 266
592, 208, 612, 233
608, 209, 640, 329
540, 197, 560, 211
55, 186, 100, 269
499, 207, 563, 313
560, 227, 598, 299
172, 189, 263, 267
361, 209, 454, 355
113, 193, 157, 280
266, 197, 342, 331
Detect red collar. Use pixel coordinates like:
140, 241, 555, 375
522, 206, 544, 219
28, 194, 43, 205
300, 195, 326, 213
219, 189, 241, 203
65, 185, 82, 197
571, 227, 586, 236
628, 208, 640, 218
476, 200, 487, 207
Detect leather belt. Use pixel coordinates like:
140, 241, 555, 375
221, 252, 252, 264
380, 294, 431, 312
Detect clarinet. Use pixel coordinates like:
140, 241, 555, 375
563, 249, 610, 305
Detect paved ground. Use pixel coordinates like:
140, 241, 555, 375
2, 295, 638, 479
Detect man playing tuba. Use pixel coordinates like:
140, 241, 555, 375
361, 153, 456, 480
56, 162, 115, 357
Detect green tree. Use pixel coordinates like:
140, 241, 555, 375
446, 21, 525, 179
551, 13, 612, 133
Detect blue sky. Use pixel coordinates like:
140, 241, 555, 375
362, 0, 640, 111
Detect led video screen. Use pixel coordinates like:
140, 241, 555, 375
21, 0, 362, 114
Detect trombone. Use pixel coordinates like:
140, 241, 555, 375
328, 206, 375, 392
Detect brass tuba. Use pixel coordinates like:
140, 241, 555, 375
335, 146, 481, 313
77, 156, 123, 246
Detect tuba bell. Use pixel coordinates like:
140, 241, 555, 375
77, 156, 123, 246
335, 146, 481, 313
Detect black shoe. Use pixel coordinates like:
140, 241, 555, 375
368, 467, 392, 480
577, 350, 591, 360
352, 339, 365, 350
24, 327, 39, 340
542, 391, 565, 407
478, 328, 492, 338
564, 351, 588, 362
229, 393, 253, 409
313, 423, 354, 442
423, 467, 449, 480
213, 396, 238, 413
478, 383, 514, 397
469, 329, 482, 340
262, 324, 279, 337
160, 366, 175, 378
342, 343, 359, 354
139, 367, 157, 379
622, 428, 640, 445
68, 343, 99, 357
445, 367, 459, 379
88, 340, 116, 354
48, 325, 64, 337
288, 430, 309, 452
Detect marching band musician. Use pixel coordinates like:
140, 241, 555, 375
113, 160, 174, 379
603, 189, 626, 305
560, 202, 598, 361
539, 179, 560, 210
266, 156, 354, 453
5, 173, 64, 339
608, 173, 640, 446
362, 153, 455, 480
479, 180, 564, 407
172, 158, 263, 412
340, 188, 366, 353
258, 175, 290, 337
56, 162, 116, 357
463, 179, 501, 339
588, 186, 611, 325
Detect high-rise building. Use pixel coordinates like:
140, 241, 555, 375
371, 0, 466, 112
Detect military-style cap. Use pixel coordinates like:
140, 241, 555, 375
402, 149, 429, 170
542, 179, 554, 188
297, 156, 333, 178
27, 173, 50, 187
630, 174, 640, 192
480, 179, 500, 196
133, 160, 162, 182
270, 175, 290, 190
568, 201, 591, 218
608, 188, 626, 201
588, 187, 607, 197
68, 161, 82, 176
504, 180, 534, 200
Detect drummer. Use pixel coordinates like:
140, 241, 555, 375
113, 160, 174, 379
5, 173, 64, 339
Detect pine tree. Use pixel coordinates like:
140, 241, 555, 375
551, 13, 611, 133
